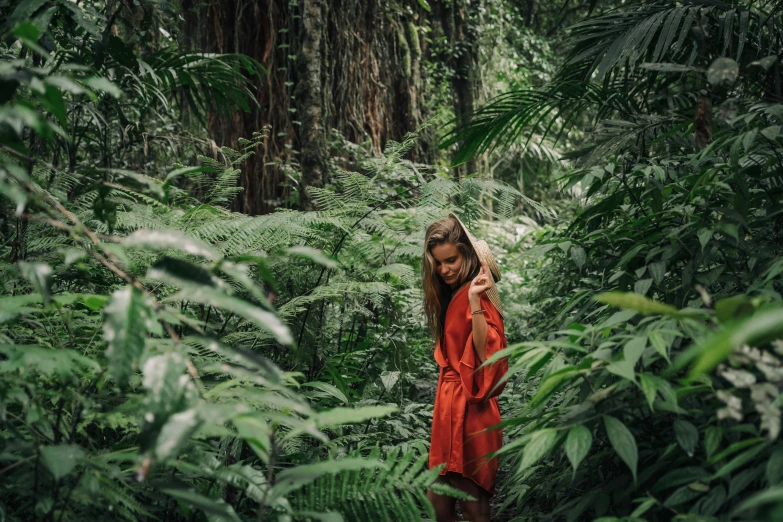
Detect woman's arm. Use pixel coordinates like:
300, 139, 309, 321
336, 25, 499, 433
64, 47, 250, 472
469, 294, 488, 363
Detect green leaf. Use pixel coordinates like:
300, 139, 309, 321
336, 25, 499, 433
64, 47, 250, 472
715, 295, 756, 324
13, 21, 40, 42
103, 286, 160, 386
313, 405, 397, 427
604, 415, 638, 482
286, 246, 338, 269
83, 77, 122, 98
699, 484, 726, 516
161, 489, 240, 522
124, 229, 221, 261
564, 425, 592, 474
40, 445, 85, 480
634, 278, 652, 295
704, 427, 723, 459
623, 337, 646, 366
417, 0, 431, 12
596, 292, 700, 318
606, 360, 636, 382
570, 246, 587, 269
682, 306, 783, 379
302, 381, 349, 405
674, 419, 698, 456
154, 408, 200, 461
271, 458, 383, 499
712, 442, 766, 479
767, 448, 783, 485
639, 373, 658, 411
530, 366, 581, 407
149, 263, 292, 345
732, 486, 783, 515
519, 429, 559, 472
698, 229, 713, 251
18, 261, 52, 304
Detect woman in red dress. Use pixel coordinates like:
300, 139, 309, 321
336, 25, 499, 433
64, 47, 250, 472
422, 213, 509, 522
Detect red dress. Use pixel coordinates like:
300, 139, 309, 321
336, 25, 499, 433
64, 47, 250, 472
429, 284, 509, 494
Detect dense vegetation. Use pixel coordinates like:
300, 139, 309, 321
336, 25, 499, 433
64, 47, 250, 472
2, 0, 783, 521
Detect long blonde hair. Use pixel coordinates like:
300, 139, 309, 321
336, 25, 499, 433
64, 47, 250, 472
422, 217, 480, 343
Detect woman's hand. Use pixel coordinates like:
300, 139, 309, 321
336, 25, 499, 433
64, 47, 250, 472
468, 259, 493, 303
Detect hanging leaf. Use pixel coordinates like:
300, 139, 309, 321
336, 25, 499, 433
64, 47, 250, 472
570, 246, 587, 269
519, 429, 559, 472
161, 488, 241, 522
40, 445, 85, 481
565, 425, 592, 474
604, 415, 638, 482
103, 286, 161, 386
18, 261, 52, 304
124, 229, 221, 261
674, 419, 699, 457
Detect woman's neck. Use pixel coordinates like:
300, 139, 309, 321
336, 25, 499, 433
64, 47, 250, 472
451, 280, 470, 294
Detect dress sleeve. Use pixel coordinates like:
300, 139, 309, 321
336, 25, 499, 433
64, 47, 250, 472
458, 292, 509, 404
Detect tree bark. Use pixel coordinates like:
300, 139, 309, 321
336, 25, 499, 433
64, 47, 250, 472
183, 0, 476, 214
297, 0, 328, 208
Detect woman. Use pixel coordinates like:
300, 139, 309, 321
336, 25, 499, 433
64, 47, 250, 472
422, 213, 509, 522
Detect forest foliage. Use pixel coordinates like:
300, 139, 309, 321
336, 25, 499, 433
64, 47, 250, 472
2, 0, 783, 521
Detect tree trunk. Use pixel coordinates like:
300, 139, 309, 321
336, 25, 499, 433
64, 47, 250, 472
297, 0, 328, 208
182, 0, 477, 214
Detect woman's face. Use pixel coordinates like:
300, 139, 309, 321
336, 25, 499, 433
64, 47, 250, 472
431, 242, 463, 288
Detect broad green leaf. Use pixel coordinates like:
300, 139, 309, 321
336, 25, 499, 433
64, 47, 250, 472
604, 415, 638, 482
294, 511, 344, 522
715, 295, 755, 324
302, 381, 349, 405
712, 442, 766, 479
648, 261, 666, 285
124, 229, 220, 261
103, 286, 160, 386
83, 77, 122, 98
704, 427, 723, 459
732, 485, 783, 515
154, 408, 200, 461
380, 370, 400, 391
149, 264, 292, 345
313, 405, 397, 427
698, 229, 713, 251
530, 366, 581, 407
270, 458, 383, 499
286, 245, 338, 269
161, 489, 240, 521
767, 448, 783, 485
519, 429, 558, 472
639, 373, 658, 411
565, 425, 592, 474
634, 278, 652, 295
570, 246, 586, 269
624, 337, 646, 366
663, 485, 703, 507
18, 261, 52, 304
674, 419, 698, 456
596, 292, 700, 318
234, 415, 271, 462
606, 360, 635, 382
682, 306, 783, 379
40, 445, 85, 481
699, 484, 726, 516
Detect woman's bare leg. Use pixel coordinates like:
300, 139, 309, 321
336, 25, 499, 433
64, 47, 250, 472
427, 474, 459, 522
447, 472, 491, 522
